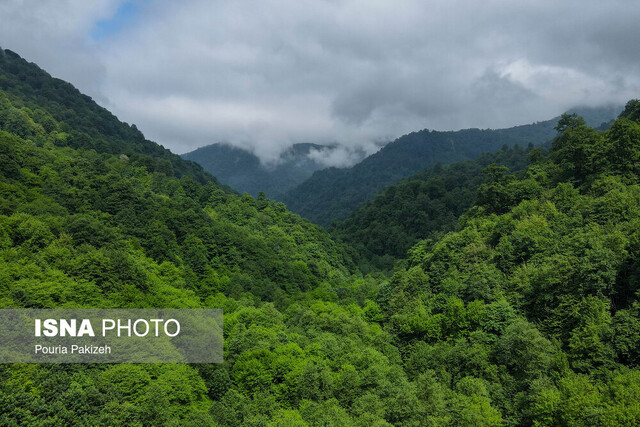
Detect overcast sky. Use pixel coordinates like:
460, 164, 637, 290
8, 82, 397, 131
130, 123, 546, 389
1, 0, 638, 165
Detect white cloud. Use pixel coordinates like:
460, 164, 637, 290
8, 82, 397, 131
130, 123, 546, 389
1, 0, 639, 164
0, 0, 125, 99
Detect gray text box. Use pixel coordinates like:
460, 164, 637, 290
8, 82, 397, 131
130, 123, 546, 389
0, 309, 223, 363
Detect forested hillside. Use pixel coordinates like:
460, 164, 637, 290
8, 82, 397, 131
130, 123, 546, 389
380, 101, 640, 425
0, 51, 385, 425
181, 143, 343, 198
2, 48, 640, 425
332, 145, 535, 271
0, 48, 220, 185
283, 106, 620, 227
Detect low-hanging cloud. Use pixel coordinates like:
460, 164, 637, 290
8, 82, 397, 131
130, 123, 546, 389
1, 0, 639, 166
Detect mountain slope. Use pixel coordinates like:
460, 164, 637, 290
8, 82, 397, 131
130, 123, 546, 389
0, 48, 220, 185
283, 106, 621, 227
380, 102, 640, 425
181, 142, 341, 198
332, 145, 535, 270
0, 54, 360, 305
0, 51, 397, 425
4, 47, 640, 426
0, 88, 391, 425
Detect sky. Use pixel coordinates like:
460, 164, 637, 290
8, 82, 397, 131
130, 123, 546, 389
0, 0, 638, 166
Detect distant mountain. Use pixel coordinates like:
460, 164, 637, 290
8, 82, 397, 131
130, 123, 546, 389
282, 105, 622, 227
181, 142, 351, 198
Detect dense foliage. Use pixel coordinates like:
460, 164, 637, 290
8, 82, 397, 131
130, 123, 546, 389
1, 49, 640, 426
283, 106, 619, 227
332, 146, 534, 271
380, 101, 640, 425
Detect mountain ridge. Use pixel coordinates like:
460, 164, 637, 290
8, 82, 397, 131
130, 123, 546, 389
281, 105, 622, 226
0, 47, 225, 187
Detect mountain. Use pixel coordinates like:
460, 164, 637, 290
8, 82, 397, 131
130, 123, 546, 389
0, 49, 224, 187
0, 49, 385, 425
283, 105, 622, 227
380, 100, 640, 426
181, 142, 350, 198
332, 145, 535, 271
0, 48, 361, 303
4, 47, 640, 425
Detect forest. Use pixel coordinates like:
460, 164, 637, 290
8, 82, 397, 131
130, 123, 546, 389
331, 145, 535, 271
2, 48, 640, 426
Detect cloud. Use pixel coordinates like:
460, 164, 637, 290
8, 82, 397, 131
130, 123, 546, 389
0, 0, 126, 100
306, 144, 375, 168
1, 0, 639, 165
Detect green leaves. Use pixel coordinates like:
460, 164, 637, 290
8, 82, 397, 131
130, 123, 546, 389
3, 47, 640, 424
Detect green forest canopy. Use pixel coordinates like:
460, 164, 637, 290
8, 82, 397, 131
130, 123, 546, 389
331, 145, 535, 271
2, 49, 640, 425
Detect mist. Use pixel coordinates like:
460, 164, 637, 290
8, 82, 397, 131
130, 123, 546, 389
1, 0, 638, 166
